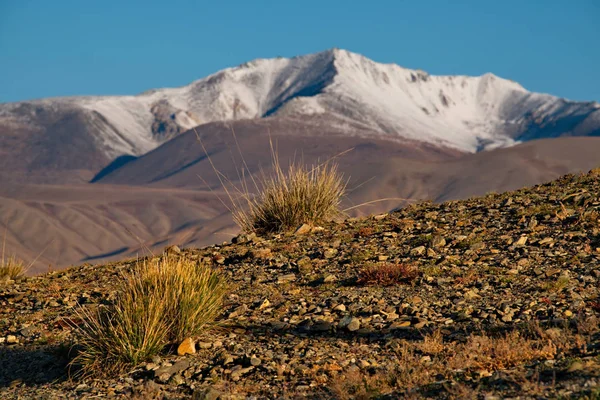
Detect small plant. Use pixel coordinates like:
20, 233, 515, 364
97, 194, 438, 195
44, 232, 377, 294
0, 255, 25, 281
1, 231, 26, 281
543, 275, 570, 293
72, 255, 227, 376
234, 160, 346, 234
357, 262, 419, 286
194, 128, 346, 234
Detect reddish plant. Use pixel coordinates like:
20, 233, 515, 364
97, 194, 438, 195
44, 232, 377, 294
357, 262, 420, 286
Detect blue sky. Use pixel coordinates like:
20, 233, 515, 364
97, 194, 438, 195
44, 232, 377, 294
1, 0, 598, 103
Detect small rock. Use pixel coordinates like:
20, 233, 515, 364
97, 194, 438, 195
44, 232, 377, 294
193, 387, 223, 400
258, 298, 271, 310
177, 337, 196, 356
252, 248, 272, 259
390, 320, 411, 329
338, 315, 353, 328
323, 274, 336, 283
169, 374, 185, 385
470, 241, 486, 251
515, 236, 528, 247
295, 224, 312, 235
197, 341, 212, 349
250, 356, 261, 366
6, 335, 18, 344
212, 254, 225, 264
431, 236, 446, 248
347, 318, 361, 332
166, 245, 181, 254
333, 304, 346, 312
567, 361, 584, 372
564, 310, 573, 318
277, 274, 296, 284
378, 255, 389, 261
545, 268, 561, 277
228, 304, 248, 319
154, 360, 190, 382
145, 363, 158, 371
411, 246, 426, 256
324, 248, 338, 259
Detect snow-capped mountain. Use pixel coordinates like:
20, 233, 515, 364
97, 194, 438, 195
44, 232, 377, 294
1, 48, 599, 160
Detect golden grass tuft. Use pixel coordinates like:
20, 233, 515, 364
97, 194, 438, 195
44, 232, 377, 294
72, 254, 227, 376
0, 255, 25, 280
233, 159, 346, 234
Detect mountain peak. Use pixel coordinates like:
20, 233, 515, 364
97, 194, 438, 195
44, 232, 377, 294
1, 49, 599, 158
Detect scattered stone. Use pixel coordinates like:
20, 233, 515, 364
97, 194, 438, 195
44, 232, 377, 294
277, 273, 296, 284
333, 304, 346, 312
431, 236, 446, 248
177, 337, 196, 356
250, 356, 262, 366
323, 248, 338, 259
166, 245, 181, 254
411, 246, 426, 256
193, 387, 223, 400
258, 298, 271, 310
228, 304, 248, 319
515, 236, 528, 247
346, 318, 361, 332
295, 224, 312, 235
567, 361, 584, 372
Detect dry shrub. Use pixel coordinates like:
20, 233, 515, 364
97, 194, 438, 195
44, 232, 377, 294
194, 128, 347, 234
233, 160, 346, 234
357, 262, 419, 286
451, 331, 558, 372
72, 255, 227, 376
356, 227, 375, 237
329, 370, 393, 400
1, 232, 26, 280
0, 255, 25, 280
417, 330, 445, 355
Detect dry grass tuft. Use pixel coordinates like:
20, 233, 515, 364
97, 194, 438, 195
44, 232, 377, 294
0, 255, 25, 280
72, 255, 227, 376
193, 127, 348, 234
357, 262, 420, 286
233, 159, 346, 234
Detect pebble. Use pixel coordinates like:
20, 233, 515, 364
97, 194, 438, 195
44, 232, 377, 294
347, 318, 361, 332
177, 337, 196, 356
294, 224, 312, 235
277, 274, 296, 284
411, 246, 426, 256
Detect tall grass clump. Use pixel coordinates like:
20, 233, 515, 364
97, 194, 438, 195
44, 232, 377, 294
0, 255, 25, 281
193, 128, 348, 234
233, 158, 346, 234
1, 232, 26, 280
72, 255, 227, 376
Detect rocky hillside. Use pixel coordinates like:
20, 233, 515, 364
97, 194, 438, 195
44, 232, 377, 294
1, 170, 600, 399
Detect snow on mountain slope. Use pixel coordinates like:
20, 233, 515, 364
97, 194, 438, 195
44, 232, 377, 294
1, 48, 599, 159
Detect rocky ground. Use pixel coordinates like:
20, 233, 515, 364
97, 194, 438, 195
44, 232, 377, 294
1, 170, 600, 399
